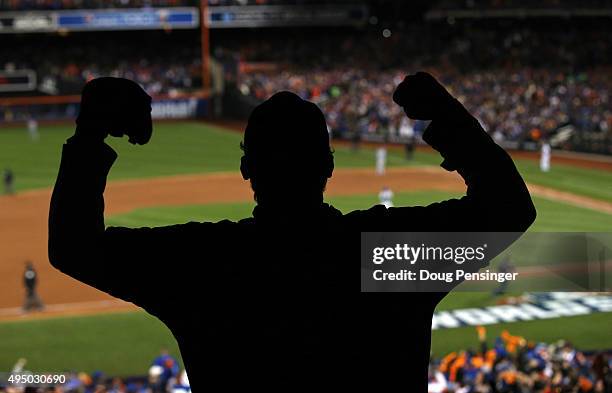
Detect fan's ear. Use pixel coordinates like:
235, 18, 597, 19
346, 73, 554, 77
240, 156, 250, 180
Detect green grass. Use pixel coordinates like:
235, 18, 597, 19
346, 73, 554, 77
1, 122, 243, 190
525, 197, 612, 231
0, 312, 180, 376
514, 160, 612, 202
1, 122, 610, 202
0, 122, 430, 191
106, 191, 612, 232
431, 312, 612, 357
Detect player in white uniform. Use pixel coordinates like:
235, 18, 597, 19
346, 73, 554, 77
540, 141, 551, 172
378, 186, 394, 208
399, 117, 414, 139
375, 146, 387, 175
27, 118, 39, 141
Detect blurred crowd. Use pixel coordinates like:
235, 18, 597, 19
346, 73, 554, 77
234, 21, 612, 147
1, 34, 201, 97
240, 67, 415, 140
36, 60, 201, 97
46, 59, 201, 97
2, 332, 610, 393
2, 351, 190, 393
428, 327, 612, 393
240, 66, 612, 144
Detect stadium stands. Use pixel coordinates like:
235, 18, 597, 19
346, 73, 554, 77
232, 21, 611, 152
428, 327, 612, 393
1, 33, 201, 96
0, 1, 610, 155
6, 330, 609, 393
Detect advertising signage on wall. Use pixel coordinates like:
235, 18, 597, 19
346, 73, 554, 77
0, 4, 367, 33
0, 8, 198, 33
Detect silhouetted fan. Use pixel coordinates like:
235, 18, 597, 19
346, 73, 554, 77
240, 90, 333, 211
49, 73, 535, 391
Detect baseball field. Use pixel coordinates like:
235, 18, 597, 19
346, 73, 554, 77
1, 121, 611, 376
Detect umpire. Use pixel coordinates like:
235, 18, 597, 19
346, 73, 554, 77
23, 261, 44, 312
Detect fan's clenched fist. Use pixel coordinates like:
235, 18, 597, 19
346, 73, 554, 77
392, 72, 457, 121
74, 77, 153, 145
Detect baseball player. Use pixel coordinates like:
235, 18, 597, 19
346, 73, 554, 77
378, 186, 394, 208
23, 261, 44, 312
540, 140, 551, 172
27, 117, 39, 141
3, 168, 15, 195
399, 117, 416, 160
375, 145, 387, 175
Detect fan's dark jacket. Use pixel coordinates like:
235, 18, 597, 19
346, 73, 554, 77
49, 101, 536, 392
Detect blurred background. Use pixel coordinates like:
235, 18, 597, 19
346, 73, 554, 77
1, 1, 611, 392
